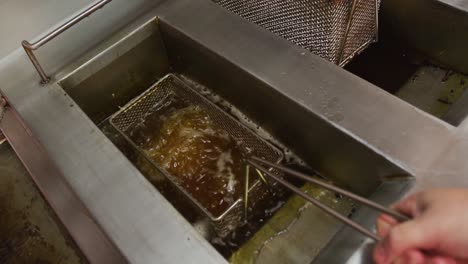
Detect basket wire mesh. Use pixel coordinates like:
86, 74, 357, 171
110, 74, 284, 237
212, 0, 379, 65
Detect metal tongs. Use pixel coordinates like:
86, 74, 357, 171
247, 157, 410, 242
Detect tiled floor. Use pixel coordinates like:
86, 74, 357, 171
0, 1, 95, 262
0, 143, 85, 263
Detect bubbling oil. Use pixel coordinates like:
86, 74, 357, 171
132, 95, 248, 217
178, 75, 307, 166
102, 77, 325, 258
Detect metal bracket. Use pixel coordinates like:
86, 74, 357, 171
337, 0, 359, 64
337, 0, 380, 66
22, 0, 112, 84
0, 97, 7, 144
0, 97, 7, 122
375, 0, 380, 42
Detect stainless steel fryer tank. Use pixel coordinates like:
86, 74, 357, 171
5, 0, 465, 263
58, 17, 413, 263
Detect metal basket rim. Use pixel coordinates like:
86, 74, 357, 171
109, 73, 284, 222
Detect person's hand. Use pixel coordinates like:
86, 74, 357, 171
373, 189, 468, 264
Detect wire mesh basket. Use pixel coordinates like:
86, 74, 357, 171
212, 0, 379, 65
110, 74, 284, 237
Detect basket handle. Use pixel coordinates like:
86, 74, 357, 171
22, 0, 113, 84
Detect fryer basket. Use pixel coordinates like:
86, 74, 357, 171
212, 0, 380, 65
110, 74, 284, 237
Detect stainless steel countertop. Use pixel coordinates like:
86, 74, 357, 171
1, 0, 468, 263
0, 1, 227, 263
0, 0, 93, 60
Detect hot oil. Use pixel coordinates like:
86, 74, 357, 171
101, 76, 334, 259
128, 94, 253, 217
178, 75, 307, 165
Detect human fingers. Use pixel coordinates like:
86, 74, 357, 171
392, 250, 424, 264
425, 255, 458, 264
376, 214, 399, 238
391, 194, 421, 217
374, 220, 432, 264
